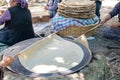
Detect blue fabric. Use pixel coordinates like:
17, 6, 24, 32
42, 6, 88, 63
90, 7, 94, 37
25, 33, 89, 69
51, 14, 99, 32
109, 2, 120, 22
103, 26, 120, 41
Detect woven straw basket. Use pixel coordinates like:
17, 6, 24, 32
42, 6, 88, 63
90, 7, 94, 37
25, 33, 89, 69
57, 21, 99, 37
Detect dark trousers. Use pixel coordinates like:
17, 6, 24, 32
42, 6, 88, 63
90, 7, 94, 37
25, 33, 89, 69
49, 10, 57, 18
95, 1, 102, 17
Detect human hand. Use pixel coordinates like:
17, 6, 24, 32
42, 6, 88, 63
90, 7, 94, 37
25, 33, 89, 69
100, 14, 111, 26
0, 10, 5, 16
111, 23, 120, 28
99, 20, 105, 26
0, 56, 14, 68
44, 6, 48, 10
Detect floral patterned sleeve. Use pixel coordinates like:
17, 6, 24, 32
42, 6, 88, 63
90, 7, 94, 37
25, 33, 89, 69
0, 10, 11, 25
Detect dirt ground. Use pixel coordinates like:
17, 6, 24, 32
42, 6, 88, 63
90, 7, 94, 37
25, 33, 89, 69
88, 0, 120, 79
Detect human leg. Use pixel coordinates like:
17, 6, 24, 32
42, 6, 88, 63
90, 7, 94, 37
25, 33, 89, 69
103, 26, 120, 41
95, 1, 102, 17
49, 10, 57, 18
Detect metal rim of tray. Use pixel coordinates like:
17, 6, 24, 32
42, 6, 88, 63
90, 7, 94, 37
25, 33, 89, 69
5, 39, 92, 78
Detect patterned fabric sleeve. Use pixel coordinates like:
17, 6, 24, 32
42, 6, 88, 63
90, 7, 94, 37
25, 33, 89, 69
0, 10, 11, 25
109, 2, 120, 18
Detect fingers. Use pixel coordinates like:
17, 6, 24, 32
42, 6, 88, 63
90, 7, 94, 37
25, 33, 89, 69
0, 10, 5, 16
99, 20, 105, 26
44, 6, 48, 10
0, 56, 14, 68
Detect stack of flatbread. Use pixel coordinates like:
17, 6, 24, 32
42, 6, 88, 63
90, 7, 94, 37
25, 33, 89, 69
57, 1, 96, 19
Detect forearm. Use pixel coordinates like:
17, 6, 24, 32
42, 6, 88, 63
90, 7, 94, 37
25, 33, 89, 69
100, 14, 111, 25
0, 10, 11, 25
110, 2, 120, 17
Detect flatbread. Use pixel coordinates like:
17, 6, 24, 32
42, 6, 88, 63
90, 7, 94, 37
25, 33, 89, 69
57, 1, 96, 19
